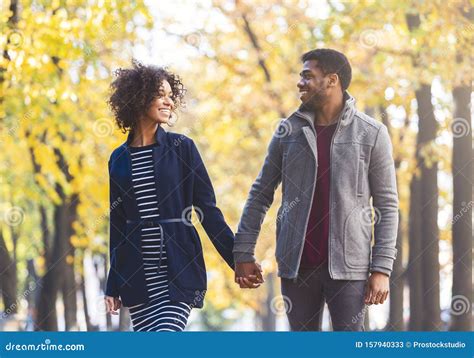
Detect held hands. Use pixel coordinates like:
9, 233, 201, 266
235, 262, 265, 289
104, 295, 122, 315
364, 271, 389, 305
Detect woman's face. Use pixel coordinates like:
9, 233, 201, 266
143, 80, 174, 125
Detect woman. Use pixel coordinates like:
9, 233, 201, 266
104, 60, 234, 331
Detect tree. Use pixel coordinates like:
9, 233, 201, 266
406, 12, 441, 331
450, 3, 472, 331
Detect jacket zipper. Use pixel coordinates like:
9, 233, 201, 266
293, 110, 343, 282
327, 116, 343, 279
292, 111, 317, 282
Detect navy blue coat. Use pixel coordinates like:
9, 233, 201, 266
105, 125, 235, 308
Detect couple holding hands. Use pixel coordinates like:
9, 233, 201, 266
104, 48, 399, 332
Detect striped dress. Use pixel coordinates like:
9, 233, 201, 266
127, 143, 191, 332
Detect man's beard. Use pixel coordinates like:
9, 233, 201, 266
301, 86, 328, 109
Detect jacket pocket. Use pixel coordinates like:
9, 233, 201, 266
114, 240, 127, 271
343, 206, 372, 269
281, 135, 306, 176
115, 242, 148, 306
357, 157, 365, 197
276, 207, 282, 239
166, 225, 206, 291
115, 229, 143, 289
166, 225, 199, 260
275, 207, 286, 261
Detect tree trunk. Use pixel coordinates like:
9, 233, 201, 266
260, 272, 277, 331
36, 198, 68, 330
0, 0, 19, 320
35, 146, 79, 331
62, 193, 78, 331
80, 254, 93, 331
450, 85, 472, 331
415, 84, 441, 330
449, 3, 473, 331
406, 13, 441, 331
388, 210, 404, 330
408, 175, 423, 330
39, 204, 51, 262
36, 196, 77, 330
383, 107, 404, 331
25, 259, 39, 330
0, 231, 17, 316
62, 260, 77, 330
26, 131, 52, 265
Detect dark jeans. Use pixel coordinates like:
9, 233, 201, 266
280, 264, 367, 331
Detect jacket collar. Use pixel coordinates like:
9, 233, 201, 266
124, 125, 167, 148
295, 91, 357, 127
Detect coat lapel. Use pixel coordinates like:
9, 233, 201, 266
302, 126, 317, 163
123, 125, 168, 221
116, 144, 139, 223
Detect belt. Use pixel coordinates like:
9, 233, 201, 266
126, 218, 187, 226
126, 218, 189, 273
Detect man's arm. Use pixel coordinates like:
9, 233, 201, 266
233, 121, 284, 282
368, 124, 399, 277
365, 124, 399, 304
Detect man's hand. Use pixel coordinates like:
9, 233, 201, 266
235, 262, 264, 289
364, 272, 389, 305
104, 295, 122, 315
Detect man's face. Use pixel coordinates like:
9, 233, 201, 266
297, 60, 333, 107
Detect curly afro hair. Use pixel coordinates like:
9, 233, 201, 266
108, 59, 186, 133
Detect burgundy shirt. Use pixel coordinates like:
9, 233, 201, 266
299, 122, 338, 268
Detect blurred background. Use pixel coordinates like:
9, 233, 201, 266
0, 0, 472, 331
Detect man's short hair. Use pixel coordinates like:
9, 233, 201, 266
301, 49, 352, 91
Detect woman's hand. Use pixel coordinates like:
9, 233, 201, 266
235, 262, 264, 289
104, 295, 122, 315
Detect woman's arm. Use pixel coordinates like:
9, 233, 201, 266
105, 158, 127, 298
189, 140, 234, 269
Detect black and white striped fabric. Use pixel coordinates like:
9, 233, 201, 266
127, 144, 191, 332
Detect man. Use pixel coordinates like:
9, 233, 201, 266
233, 49, 399, 331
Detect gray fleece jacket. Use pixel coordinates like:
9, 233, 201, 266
233, 92, 399, 280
